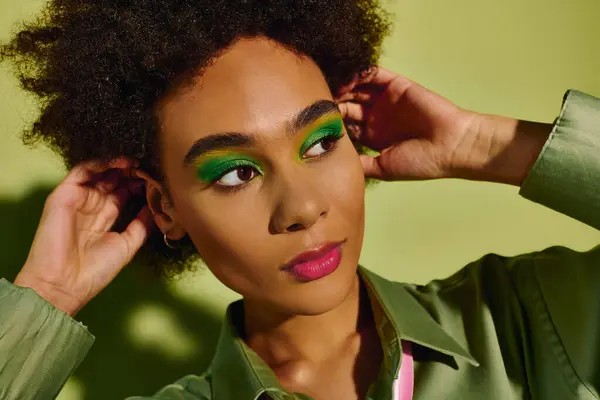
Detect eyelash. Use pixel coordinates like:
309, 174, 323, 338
301, 131, 345, 161
213, 131, 345, 193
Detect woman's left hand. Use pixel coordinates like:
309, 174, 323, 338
336, 67, 551, 185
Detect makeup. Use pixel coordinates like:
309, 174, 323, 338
282, 241, 344, 282
193, 113, 344, 186
195, 152, 262, 185
298, 114, 344, 159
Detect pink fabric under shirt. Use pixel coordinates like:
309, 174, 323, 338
392, 341, 414, 400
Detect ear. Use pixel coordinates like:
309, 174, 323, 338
134, 169, 187, 240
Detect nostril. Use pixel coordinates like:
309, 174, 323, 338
286, 223, 304, 232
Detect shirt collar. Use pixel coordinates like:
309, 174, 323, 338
210, 301, 287, 400
210, 267, 479, 400
358, 267, 479, 367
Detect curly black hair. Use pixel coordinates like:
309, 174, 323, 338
1, 0, 391, 277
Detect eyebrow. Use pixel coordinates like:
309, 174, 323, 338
183, 100, 340, 166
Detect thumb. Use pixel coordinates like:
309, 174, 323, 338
120, 206, 155, 263
359, 154, 387, 180
361, 141, 446, 181
91, 206, 155, 288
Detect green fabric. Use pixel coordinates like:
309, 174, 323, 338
1, 89, 599, 399
0, 282, 94, 399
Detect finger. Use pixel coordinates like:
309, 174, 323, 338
338, 102, 366, 122
120, 206, 155, 262
335, 69, 384, 101
336, 89, 375, 103
103, 176, 144, 215
356, 68, 417, 97
356, 66, 403, 87
335, 74, 361, 98
89, 179, 143, 232
86, 187, 133, 233
336, 67, 413, 106
89, 206, 154, 284
336, 67, 380, 97
345, 122, 364, 142
107, 187, 134, 214
88, 172, 144, 221
64, 157, 139, 186
94, 169, 122, 194
360, 154, 387, 180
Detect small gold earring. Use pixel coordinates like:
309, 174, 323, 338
163, 233, 177, 249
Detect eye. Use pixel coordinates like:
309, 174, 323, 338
216, 166, 258, 187
303, 135, 339, 158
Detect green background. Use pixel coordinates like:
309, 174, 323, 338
1, 0, 599, 398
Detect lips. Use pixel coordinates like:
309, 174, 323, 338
284, 241, 342, 267
282, 241, 345, 282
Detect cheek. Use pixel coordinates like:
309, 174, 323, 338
326, 142, 366, 269
174, 189, 268, 264
171, 185, 281, 297
167, 141, 366, 299
327, 141, 366, 220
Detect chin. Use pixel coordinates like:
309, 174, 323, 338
278, 258, 360, 316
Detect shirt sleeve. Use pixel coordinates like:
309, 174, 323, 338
0, 278, 95, 400
512, 90, 600, 397
520, 89, 600, 229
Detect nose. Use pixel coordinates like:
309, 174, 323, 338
269, 171, 329, 234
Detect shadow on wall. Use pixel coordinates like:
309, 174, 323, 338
0, 186, 223, 399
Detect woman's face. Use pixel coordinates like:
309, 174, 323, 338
157, 37, 365, 316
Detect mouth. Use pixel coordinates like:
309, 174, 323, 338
281, 240, 345, 282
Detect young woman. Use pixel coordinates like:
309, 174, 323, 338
1, 0, 599, 399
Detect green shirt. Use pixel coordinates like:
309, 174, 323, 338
1, 89, 600, 400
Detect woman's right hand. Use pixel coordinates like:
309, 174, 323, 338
13, 158, 154, 317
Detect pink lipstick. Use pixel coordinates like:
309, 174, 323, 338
282, 242, 343, 282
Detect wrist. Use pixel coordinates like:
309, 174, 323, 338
14, 273, 81, 317
448, 112, 551, 186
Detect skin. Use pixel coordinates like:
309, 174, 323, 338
13, 38, 553, 400
336, 67, 552, 185
154, 38, 366, 317
149, 38, 373, 398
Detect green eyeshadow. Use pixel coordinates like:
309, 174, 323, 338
298, 115, 344, 158
194, 115, 343, 183
195, 153, 262, 182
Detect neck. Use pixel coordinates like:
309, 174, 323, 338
242, 273, 374, 365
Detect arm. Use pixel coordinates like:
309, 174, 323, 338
336, 68, 599, 228
0, 279, 94, 400
1, 159, 152, 399
0, 281, 211, 400
480, 91, 600, 396
457, 89, 600, 229
509, 90, 600, 396
337, 69, 600, 396
519, 90, 600, 229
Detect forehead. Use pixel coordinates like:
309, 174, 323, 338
159, 37, 333, 140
